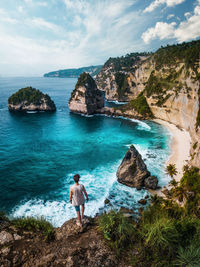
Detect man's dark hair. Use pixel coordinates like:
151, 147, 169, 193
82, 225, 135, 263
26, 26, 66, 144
74, 174, 80, 182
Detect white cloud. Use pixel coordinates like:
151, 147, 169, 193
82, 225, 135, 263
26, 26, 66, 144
144, 0, 185, 13
142, 0, 200, 43
142, 22, 176, 43
0, 8, 18, 24
175, 4, 200, 42
167, 14, 175, 19
27, 17, 63, 33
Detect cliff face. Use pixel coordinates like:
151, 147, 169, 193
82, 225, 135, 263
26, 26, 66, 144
96, 53, 151, 101
68, 72, 104, 115
8, 87, 56, 112
97, 40, 200, 167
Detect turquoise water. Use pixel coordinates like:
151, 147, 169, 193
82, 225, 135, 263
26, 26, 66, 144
0, 77, 171, 226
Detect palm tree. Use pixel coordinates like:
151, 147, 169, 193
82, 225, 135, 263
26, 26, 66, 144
169, 179, 178, 187
166, 164, 178, 178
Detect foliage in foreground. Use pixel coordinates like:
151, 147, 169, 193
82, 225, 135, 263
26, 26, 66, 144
12, 216, 55, 241
98, 210, 136, 252
99, 166, 200, 266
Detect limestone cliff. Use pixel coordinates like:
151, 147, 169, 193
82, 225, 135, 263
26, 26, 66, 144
68, 72, 104, 115
8, 87, 56, 112
98, 40, 200, 167
96, 53, 151, 101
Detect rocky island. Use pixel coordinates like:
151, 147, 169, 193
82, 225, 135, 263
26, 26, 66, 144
68, 72, 104, 115
8, 87, 56, 112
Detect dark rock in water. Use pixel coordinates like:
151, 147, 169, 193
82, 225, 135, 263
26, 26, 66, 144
138, 199, 147, 205
104, 198, 110, 204
145, 195, 149, 199
68, 72, 104, 115
116, 145, 150, 189
144, 176, 158, 190
8, 87, 56, 112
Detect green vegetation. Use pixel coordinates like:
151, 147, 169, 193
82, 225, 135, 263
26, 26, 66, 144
166, 163, 178, 178
145, 70, 180, 99
99, 165, 200, 266
98, 210, 136, 253
124, 92, 153, 117
75, 72, 96, 90
44, 65, 102, 78
8, 87, 56, 109
153, 40, 200, 73
104, 52, 151, 72
115, 72, 130, 98
12, 216, 55, 241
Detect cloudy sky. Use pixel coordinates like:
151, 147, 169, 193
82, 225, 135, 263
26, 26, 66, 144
0, 0, 199, 76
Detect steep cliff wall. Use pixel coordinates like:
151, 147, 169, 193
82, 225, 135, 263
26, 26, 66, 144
96, 53, 151, 101
98, 40, 200, 167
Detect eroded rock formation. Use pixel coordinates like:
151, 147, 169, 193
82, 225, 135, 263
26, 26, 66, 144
116, 145, 158, 190
68, 72, 104, 115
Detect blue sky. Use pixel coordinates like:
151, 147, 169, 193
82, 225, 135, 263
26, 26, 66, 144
0, 0, 199, 76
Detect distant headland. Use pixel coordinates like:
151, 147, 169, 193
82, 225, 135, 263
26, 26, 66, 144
43, 65, 102, 78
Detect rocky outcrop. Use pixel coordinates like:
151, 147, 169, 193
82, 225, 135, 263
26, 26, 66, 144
8, 87, 56, 112
116, 145, 158, 190
0, 217, 118, 267
68, 72, 104, 115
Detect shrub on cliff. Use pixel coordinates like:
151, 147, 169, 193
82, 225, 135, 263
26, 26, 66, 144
12, 216, 55, 241
129, 92, 153, 117
98, 210, 136, 252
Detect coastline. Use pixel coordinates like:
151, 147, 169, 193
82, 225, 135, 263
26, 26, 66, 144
153, 118, 191, 184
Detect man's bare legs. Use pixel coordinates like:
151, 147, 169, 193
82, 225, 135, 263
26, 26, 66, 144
76, 210, 82, 226
81, 204, 85, 221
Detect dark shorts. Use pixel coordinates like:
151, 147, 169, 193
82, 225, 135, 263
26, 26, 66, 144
74, 204, 84, 212
74, 205, 80, 212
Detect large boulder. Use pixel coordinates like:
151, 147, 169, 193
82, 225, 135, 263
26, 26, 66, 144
68, 72, 104, 115
117, 145, 158, 190
144, 175, 158, 190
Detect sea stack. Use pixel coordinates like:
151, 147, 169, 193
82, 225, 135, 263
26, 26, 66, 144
116, 145, 158, 190
8, 87, 56, 112
68, 72, 104, 115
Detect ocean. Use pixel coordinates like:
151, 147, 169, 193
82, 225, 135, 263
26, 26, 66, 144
0, 77, 171, 226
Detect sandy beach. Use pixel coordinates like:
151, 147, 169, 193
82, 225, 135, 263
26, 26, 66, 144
154, 118, 191, 184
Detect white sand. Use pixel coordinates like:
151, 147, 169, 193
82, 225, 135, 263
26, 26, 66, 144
154, 119, 191, 182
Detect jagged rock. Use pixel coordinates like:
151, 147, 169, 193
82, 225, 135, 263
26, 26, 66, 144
104, 199, 110, 204
144, 176, 158, 190
68, 72, 104, 115
138, 199, 147, 205
116, 145, 150, 189
8, 87, 56, 112
1, 247, 10, 256
13, 233, 22, 240
0, 231, 13, 245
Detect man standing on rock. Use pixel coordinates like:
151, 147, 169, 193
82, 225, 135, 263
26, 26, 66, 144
70, 174, 89, 227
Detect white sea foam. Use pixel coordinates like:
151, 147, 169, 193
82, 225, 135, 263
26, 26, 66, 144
106, 100, 128, 105
26, 111, 38, 114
